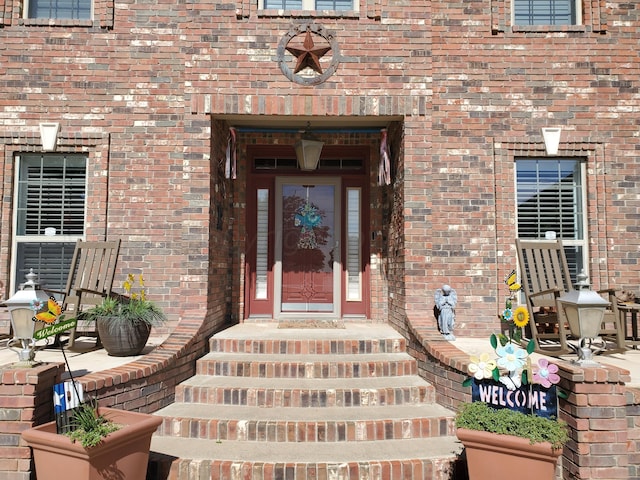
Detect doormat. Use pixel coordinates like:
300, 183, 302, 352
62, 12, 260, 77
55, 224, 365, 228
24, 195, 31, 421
277, 320, 345, 329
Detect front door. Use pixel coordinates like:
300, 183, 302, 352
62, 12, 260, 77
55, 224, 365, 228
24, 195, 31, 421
244, 145, 370, 320
276, 178, 339, 315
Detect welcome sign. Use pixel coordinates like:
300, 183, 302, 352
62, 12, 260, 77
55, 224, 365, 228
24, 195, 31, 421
471, 378, 558, 418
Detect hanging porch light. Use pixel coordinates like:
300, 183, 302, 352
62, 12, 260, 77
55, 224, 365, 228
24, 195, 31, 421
294, 123, 323, 171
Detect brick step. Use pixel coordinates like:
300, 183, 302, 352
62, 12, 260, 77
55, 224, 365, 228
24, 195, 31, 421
174, 375, 435, 407
154, 403, 455, 441
196, 352, 418, 378
150, 324, 462, 480
210, 323, 405, 355
148, 436, 463, 480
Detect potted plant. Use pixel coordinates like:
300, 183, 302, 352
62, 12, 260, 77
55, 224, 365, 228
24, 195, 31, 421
84, 273, 166, 356
22, 400, 162, 480
456, 402, 568, 480
455, 270, 569, 480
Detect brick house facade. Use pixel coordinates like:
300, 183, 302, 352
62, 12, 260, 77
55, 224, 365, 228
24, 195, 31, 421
2, 0, 638, 338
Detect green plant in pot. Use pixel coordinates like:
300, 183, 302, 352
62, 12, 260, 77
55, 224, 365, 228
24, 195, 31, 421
455, 269, 569, 480
84, 273, 166, 356
456, 401, 568, 450
22, 398, 162, 480
66, 400, 121, 448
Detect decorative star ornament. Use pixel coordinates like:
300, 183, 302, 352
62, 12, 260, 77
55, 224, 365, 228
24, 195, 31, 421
277, 23, 341, 86
286, 30, 331, 74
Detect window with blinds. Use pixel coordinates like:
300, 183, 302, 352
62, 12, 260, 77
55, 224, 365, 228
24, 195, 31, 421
13, 154, 87, 292
513, 0, 577, 26
516, 157, 586, 282
255, 189, 269, 300
25, 0, 91, 19
346, 188, 361, 301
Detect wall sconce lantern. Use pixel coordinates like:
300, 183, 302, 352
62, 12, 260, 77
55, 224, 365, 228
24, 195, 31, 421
294, 124, 323, 171
39, 122, 60, 152
541, 127, 561, 155
558, 270, 609, 366
2, 269, 49, 364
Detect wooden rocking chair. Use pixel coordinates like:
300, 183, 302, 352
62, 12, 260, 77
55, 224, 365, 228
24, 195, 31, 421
46, 239, 121, 348
515, 238, 625, 357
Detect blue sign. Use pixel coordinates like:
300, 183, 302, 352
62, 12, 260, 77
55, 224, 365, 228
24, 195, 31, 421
471, 378, 558, 418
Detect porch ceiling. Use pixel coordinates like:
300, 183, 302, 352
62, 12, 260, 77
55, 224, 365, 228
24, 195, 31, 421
214, 114, 402, 130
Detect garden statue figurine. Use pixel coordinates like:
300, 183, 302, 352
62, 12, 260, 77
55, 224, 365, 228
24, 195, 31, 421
434, 284, 457, 340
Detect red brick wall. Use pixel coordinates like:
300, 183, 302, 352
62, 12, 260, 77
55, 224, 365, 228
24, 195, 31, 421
628, 389, 640, 479
2, 0, 638, 476
0, 0, 638, 366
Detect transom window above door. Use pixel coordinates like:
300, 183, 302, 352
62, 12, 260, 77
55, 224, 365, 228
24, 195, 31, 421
254, 156, 364, 172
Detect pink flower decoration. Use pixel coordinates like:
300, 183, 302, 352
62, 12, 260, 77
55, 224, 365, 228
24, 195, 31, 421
533, 358, 560, 388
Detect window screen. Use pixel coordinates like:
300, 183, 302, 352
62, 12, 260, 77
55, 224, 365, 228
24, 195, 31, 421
513, 0, 576, 25
27, 0, 91, 19
316, 0, 352, 9
263, 0, 302, 8
263, 0, 352, 9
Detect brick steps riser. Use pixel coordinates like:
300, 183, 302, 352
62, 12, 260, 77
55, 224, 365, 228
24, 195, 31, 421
156, 416, 454, 441
195, 359, 417, 378
174, 385, 435, 407
209, 338, 406, 355
149, 325, 462, 480
148, 457, 457, 480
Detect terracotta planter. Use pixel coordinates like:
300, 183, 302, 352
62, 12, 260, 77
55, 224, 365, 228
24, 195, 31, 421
456, 428, 562, 480
97, 317, 151, 356
22, 407, 161, 480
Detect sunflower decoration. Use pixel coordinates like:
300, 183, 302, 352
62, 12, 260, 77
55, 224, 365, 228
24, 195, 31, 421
513, 306, 530, 328
496, 269, 529, 345
461, 268, 566, 402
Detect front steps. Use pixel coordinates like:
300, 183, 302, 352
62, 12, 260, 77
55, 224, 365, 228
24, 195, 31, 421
149, 323, 465, 480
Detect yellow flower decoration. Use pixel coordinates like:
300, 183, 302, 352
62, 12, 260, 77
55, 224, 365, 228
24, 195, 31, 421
468, 353, 497, 380
513, 306, 530, 328
123, 273, 146, 300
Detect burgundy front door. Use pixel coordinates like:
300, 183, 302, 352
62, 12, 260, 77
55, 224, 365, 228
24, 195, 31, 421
278, 180, 338, 313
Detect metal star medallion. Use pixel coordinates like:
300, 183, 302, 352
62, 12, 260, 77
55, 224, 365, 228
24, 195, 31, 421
286, 30, 331, 74
277, 23, 341, 86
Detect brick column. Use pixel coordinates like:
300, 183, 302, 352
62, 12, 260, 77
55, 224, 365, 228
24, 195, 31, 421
558, 362, 630, 479
0, 361, 64, 479
627, 388, 640, 479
